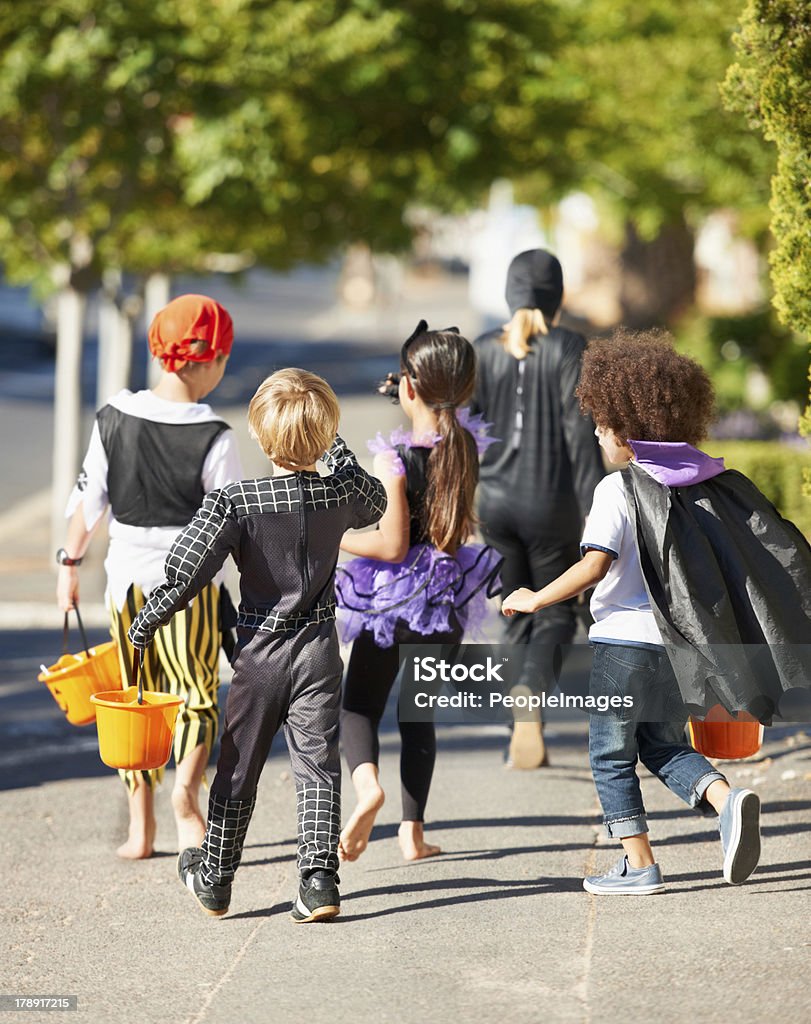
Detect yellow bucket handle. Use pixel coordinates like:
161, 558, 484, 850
131, 646, 144, 706
63, 605, 90, 657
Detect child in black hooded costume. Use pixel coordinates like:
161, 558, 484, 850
471, 249, 604, 768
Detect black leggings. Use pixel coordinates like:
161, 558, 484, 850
479, 495, 585, 695
341, 619, 463, 822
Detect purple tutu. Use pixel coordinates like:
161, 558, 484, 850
335, 543, 503, 648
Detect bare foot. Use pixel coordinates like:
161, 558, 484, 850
172, 784, 206, 851
339, 785, 385, 862
116, 821, 156, 860
398, 821, 441, 861
117, 782, 156, 859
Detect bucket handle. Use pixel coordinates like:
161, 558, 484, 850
131, 646, 144, 706
62, 605, 90, 656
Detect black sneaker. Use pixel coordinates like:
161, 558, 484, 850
177, 847, 231, 917
290, 873, 341, 923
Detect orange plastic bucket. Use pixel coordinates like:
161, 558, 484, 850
38, 608, 122, 726
39, 641, 122, 726
688, 704, 764, 760
91, 686, 184, 770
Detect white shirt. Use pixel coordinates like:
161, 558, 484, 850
65, 389, 242, 610
580, 470, 663, 647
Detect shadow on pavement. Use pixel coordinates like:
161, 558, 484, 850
372, 814, 599, 837
370, 842, 593, 865
226, 874, 584, 923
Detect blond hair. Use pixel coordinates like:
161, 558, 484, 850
499, 308, 548, 359
248, 368, 339, 468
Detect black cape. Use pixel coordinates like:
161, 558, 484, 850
622, 463, 811, 723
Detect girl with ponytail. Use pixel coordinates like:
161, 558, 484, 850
335, 322, 502, 862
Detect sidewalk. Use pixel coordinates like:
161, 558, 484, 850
3, 684, 811, 1024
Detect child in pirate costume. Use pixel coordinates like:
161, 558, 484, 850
335, 322, 502, 862
128, 369, 387, 920
504, 329, 811, 894
57, 294, 241, 860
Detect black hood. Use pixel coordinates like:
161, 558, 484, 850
505, 249, 563, 318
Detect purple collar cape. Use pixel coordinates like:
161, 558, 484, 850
628, 440, 725, 487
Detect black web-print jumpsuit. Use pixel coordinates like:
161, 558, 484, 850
129, 437, 387, 886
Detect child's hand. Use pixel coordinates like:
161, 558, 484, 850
501, 588, 539, 616
56, 565, 79, 613
378, 372, 401, 401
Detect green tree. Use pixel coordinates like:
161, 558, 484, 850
163, 0, 584, 264
0, 0, 595, 283
537, 0, 776, 326
722, 0, 811, 477
0, 0, 251, 541
0, 1, 255, 291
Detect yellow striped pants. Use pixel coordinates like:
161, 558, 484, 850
108, 582, 221, 791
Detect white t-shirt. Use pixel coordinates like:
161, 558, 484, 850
65, 389, 242, 610
580, 470, 663, 647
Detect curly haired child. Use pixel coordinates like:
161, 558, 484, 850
504, 328, 811, 893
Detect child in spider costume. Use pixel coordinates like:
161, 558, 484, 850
335, 322, 502, 862
128, 369, 387, 920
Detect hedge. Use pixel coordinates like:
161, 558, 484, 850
704, 441, 811, 539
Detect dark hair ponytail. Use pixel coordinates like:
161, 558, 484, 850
402, 329, 478, 553
427, 407, 478, 552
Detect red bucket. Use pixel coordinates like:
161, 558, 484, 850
688, 705, 764, 760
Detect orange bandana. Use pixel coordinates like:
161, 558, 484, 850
148, 294, 234, 373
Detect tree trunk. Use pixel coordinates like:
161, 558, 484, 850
619, 214, 696, 328
97, 289, 117, 408
51, 285, 86, 552
339, 243, 375, 309
97, 270, 137, 406
144, 272, 170, 388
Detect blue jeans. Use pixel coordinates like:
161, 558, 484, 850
588, 642, 726, 839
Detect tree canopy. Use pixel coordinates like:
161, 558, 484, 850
513, 0, 774, 235
1, 0, 781, 289
0, 0, 588, 290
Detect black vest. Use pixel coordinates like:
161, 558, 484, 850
97, 405, 229, 528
